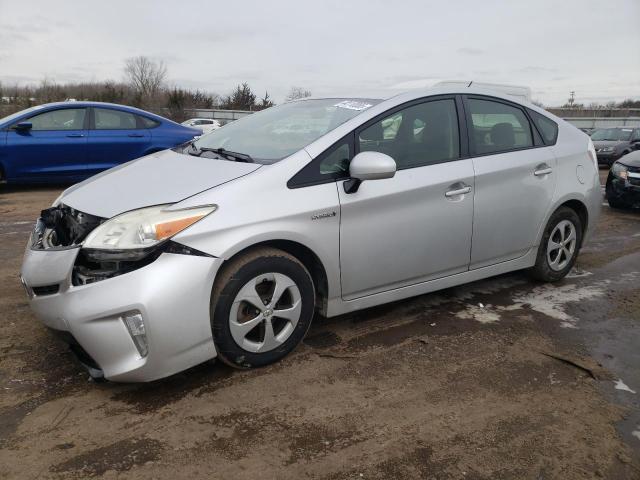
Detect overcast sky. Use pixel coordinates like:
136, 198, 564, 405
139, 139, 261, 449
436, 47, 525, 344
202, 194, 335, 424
0, 0, 638, 106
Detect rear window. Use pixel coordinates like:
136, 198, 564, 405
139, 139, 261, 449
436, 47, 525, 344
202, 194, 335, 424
467, 98, 533, 154
94, 108, 137, 130
528, 109, 558, 145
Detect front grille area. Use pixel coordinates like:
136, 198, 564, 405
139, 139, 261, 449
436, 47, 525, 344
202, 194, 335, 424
626, 165, 640, 187
31, 284, 60, 296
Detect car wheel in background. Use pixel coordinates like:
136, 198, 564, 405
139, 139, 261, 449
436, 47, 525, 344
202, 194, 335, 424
529, 207, 583, 282
211, 247, 315, 369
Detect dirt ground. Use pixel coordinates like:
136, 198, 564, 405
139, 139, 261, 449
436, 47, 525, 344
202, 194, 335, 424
1, 173, 639, 479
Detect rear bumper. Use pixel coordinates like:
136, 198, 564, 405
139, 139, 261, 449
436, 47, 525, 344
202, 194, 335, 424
21, 246, 222, 382
596, 152, 619, 165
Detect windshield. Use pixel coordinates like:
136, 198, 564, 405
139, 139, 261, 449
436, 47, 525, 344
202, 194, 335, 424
0, 104, 48, 126
591, 128, 633, 141
193, 98, 380, 164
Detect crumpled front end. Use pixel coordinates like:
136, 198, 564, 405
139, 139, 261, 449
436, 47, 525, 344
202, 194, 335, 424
20, 205, 221, 382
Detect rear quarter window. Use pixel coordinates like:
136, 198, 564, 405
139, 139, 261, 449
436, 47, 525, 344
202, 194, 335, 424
139, 116, 161, 128
528, 109, 558, 145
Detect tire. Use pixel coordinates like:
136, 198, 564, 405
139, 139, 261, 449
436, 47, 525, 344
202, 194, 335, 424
529, 207, 583, 282
210, 247, 315, 369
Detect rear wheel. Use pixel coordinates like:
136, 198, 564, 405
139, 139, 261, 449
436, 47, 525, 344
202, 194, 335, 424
211, 247, 315, 369
529, 207, 583, 282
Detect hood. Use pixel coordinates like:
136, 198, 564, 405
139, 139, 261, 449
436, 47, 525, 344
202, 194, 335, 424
593, 140, 627, 148
619, 151, 640, 168
60, 149, 261, 218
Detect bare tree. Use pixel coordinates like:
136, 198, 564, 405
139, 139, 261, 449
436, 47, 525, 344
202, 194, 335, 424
124, 56, 167, 106
258, 91, 274, 110
285, 86, 312, 102
38, 77, 67, 103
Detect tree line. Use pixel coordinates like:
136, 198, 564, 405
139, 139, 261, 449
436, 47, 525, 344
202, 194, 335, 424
0, 56, 312, 121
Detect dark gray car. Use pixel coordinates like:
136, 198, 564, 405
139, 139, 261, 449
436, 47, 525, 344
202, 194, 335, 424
591, 127, 640, 166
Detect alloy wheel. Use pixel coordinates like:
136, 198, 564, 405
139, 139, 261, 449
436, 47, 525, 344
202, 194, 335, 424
229, 272, 302, 353
546, 219, 577, 271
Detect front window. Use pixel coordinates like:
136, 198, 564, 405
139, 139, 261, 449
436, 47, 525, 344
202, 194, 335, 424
591, 128, 633, 141
27, 108, 86, 131
193, 99, 379, 164
0, 105, 47, 127
358, 99, 460, 168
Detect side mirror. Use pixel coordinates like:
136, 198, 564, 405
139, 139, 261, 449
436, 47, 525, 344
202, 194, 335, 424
13, 122, 32, 131
344, 151, 396, 194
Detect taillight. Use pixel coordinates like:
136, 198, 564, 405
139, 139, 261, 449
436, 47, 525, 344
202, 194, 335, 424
587, 140, 598, 170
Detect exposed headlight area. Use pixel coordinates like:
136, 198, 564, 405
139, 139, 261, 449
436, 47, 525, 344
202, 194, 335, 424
73, 240, 212, 285
73, 204, 216, 286
33, 205, 104, 249
30, 203, 216, 286
601, 146, 615, 153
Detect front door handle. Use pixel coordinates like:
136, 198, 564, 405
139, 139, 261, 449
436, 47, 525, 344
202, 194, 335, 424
445, 185, 472, 198
128, 133, 145, 138
534, 164, 553, 176
66, 133, 85, 138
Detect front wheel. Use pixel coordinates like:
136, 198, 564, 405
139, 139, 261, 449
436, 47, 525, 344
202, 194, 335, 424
529, 207, 583, 282
211, 247, 315, 369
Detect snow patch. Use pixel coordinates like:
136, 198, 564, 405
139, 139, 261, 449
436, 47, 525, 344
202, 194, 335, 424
455, 304, 501, 324
565, 268, 592, 279
511, 282, 607, 328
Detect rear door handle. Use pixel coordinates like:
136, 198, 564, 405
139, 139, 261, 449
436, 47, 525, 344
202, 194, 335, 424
128, 133, 145, 138
445, 186, 472, 198
66, 133, 85, 138
534, 165, 553, 176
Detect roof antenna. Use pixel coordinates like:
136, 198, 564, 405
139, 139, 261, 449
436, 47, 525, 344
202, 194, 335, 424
467, 81, 473, 87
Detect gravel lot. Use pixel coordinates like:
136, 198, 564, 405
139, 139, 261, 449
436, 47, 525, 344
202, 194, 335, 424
1, 171, 639, 479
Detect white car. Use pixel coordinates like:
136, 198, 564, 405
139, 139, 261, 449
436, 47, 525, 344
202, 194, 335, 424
181, 118, 221, 134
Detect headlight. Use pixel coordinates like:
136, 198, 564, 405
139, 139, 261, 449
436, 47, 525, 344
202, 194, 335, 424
611, 162, 628, 180
83, 204, 216, 250
602, 146, 615, 152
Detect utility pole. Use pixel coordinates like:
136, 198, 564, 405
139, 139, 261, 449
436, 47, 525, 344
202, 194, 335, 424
568, 91, 575, 107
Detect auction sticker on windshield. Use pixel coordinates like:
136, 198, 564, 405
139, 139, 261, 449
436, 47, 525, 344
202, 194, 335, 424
334, 100, 373, 111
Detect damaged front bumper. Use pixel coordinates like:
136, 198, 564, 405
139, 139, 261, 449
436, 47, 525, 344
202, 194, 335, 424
20, 207, 222, 382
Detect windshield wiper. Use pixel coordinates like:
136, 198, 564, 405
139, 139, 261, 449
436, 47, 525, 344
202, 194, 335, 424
188, 143, 253, 163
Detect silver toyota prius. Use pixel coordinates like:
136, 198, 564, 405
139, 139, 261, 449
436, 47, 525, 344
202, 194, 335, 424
20, 85, 601, 382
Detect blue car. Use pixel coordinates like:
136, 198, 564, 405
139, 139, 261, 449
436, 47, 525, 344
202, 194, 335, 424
0, 102, 201, 184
